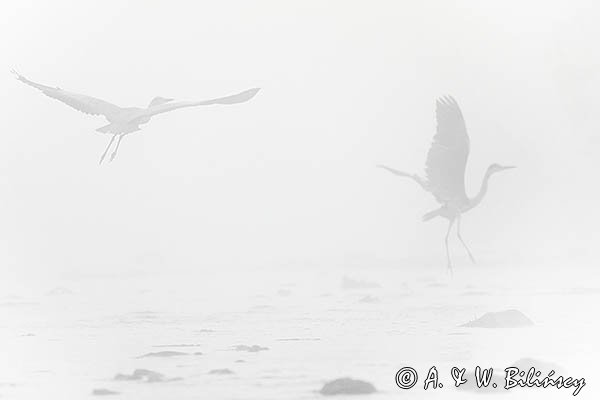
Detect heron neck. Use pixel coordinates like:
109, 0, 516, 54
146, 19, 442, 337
468, 170, 492, 210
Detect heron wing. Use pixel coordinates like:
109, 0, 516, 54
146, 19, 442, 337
143, 88, 260, 117
13, 71, 122, 120
424, 96, 470, 203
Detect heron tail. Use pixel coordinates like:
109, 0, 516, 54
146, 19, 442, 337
96, 123, 140, 134
422, 208, 442, 222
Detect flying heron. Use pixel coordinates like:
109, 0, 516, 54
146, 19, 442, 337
378, 96, 515, 272
11, 70, 260, 164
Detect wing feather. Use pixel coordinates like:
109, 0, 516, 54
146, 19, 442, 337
13, 71, 122, 120
424, 96, 470, 203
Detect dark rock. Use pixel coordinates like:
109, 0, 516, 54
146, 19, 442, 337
320, 377, 376, 395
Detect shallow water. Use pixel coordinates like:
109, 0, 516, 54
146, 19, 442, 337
1, 264, 598, 399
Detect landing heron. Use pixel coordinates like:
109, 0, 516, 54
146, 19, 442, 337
378, 96, 515, 272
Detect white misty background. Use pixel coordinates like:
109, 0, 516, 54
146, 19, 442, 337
1, 0, 598, 279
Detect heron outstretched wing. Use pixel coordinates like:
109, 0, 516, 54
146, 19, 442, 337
12, 70, 123, 120
424, 96, 470, 204
143, 88, 260, 118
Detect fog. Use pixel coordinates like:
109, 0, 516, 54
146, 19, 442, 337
1, 2, 599, 399
0, 1, 597, 275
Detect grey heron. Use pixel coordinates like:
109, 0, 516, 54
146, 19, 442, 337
378, 96, 515, 272
11, 70, 260, 164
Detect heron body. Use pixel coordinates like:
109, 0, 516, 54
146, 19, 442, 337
378, 96, 514, 271
12, 70, 260, 163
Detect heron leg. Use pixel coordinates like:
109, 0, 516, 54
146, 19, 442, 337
456, 214, 476, 264
445, 218, 455, 274
99, 134, 117, 165
110, 134, 125, 162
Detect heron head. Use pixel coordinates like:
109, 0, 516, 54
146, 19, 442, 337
487, 163, 516, 175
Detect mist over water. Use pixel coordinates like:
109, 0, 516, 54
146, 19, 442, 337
1, 1, 598, 399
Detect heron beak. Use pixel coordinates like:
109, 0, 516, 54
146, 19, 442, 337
501, 165, 516, 171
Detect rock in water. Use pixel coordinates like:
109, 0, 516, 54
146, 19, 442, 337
209, 368, 234, 375
233, 345, 269, 352
461, 309, 533, 328
114, 369, 168, 382
92, 388, 120, 396
320, 378, 376, 395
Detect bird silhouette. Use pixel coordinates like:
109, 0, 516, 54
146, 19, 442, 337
378, 96, 515, 272
12, 70, 260, 164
